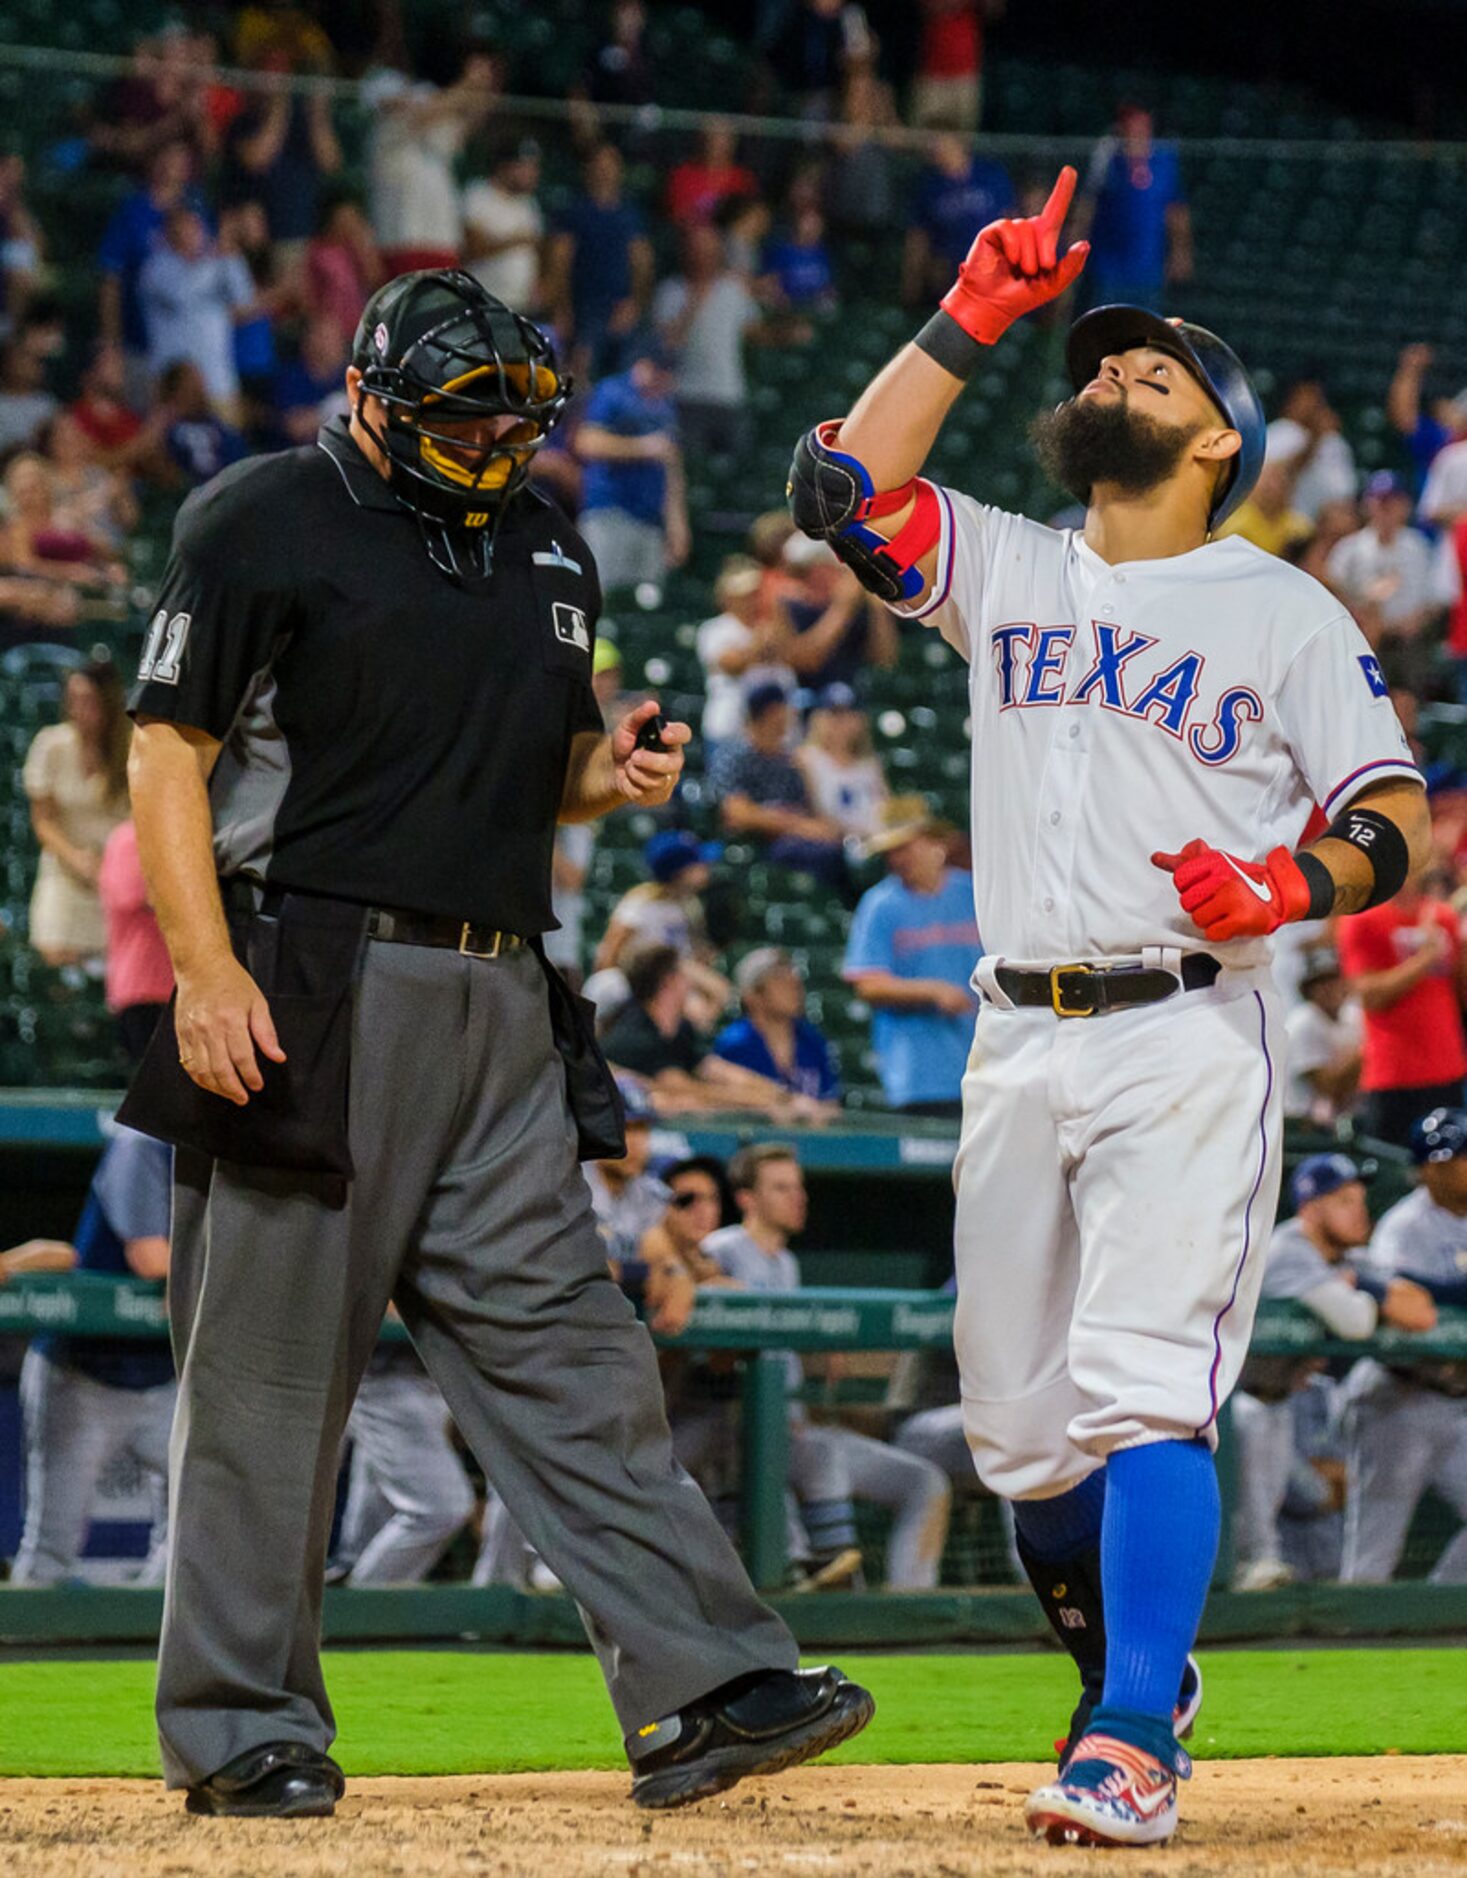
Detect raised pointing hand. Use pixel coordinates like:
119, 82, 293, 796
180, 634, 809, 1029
940, 165, 1090, 348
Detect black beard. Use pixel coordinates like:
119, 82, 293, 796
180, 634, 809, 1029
1029, 394, 1203, 506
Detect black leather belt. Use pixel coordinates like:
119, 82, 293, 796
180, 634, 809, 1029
227, 880, 527, 960
993, 954, 1222, 1018
364, 906, 527, 959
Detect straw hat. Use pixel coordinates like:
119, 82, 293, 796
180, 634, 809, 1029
859, 793, 943, 859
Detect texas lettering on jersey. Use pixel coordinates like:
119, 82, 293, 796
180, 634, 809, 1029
893, 495, 1421, 962
990, 619, 1262, 767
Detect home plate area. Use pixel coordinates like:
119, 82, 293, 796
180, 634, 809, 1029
4, 1759, 1466, 1878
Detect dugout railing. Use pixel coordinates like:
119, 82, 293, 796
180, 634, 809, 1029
0, 1271, 1464, 1650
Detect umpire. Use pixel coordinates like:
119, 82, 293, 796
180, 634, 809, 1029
124, 270, 870, 1818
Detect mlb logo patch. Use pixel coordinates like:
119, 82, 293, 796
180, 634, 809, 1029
1358, 654, 1389, 699
552, 602, 590, 653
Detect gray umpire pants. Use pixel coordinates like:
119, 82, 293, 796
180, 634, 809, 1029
155, 939, 797, 1788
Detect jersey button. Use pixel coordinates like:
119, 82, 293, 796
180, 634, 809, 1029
1050, 811, 1061, 825
1043, 897, 1056, 912
1068, 724, 1080, 740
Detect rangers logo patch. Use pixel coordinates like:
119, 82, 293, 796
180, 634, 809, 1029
374, 322, 390, 355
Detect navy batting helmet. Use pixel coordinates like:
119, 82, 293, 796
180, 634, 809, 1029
351, 268, 570, 577
1410, 1106, 1467, 1165
1064, 305, 1265, 530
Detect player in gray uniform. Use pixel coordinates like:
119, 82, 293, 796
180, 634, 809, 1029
335, 1342, 474, 1585
583, 1080, 674, 1262
1231, 1153, 1435, 1590
472, 1081, 689, 1591
7, 1125, 175, 1586
1341, 1108, 1467, 1583
705, 1144, 951, 1590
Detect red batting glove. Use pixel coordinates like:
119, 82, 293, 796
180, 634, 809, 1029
940, 166, 1091, 347
1151, 840, 1314, 943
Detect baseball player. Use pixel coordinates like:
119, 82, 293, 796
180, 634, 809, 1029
706, 1144, 952, 1589
1231, 1152, 1434, 1591
788, 166, 1428, 1845
123, 269, 870, 1818
6, 1123, 175, 1586
334, 1341, 474, 1586
1340, 1108, 1467, 1584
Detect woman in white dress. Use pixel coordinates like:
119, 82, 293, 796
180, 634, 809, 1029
23, 658, 131, 965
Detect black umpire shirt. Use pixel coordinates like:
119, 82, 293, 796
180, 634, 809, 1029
127, 414, 604, 935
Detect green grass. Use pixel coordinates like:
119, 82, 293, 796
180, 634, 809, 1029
0, 1648, 1462, 1779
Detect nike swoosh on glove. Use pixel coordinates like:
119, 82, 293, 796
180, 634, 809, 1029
1151, 840, 1313, 942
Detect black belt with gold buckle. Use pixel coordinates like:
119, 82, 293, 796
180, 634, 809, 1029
365, 907, 526, 959
994, 954, 1222, 1018
225, 879, 526, 959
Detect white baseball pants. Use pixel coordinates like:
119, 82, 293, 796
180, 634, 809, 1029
953, 974, 1284, 1500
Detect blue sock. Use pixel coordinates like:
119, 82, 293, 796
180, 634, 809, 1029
1011, 1468, 1107, 1562
1100, 1440, 1219, 1723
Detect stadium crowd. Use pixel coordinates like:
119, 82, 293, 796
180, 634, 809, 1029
0, 2, 1464, 1595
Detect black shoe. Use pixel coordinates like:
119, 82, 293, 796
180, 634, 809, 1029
627, 1666, 875, 1810
184, 1741, 345, 1818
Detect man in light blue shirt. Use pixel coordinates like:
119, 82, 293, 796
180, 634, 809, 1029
138, 207, 255, 409
843, 799, 980, 1115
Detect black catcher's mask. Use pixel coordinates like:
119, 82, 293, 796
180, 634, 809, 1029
350, 268, 571, 579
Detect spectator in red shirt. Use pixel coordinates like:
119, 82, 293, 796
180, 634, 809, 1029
97, 819, 174, 1063
665, 122, 758, 229
302, 198, 383, 344
88, 26, 219, 177
910, 0, 989, 133
1336, 872, 1467, 1146
68, 343, 145, 467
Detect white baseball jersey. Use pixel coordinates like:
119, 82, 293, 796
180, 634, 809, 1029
903, 497, 1420, 965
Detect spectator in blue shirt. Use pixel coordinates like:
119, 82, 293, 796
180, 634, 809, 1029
843, 798, 980, 1116
709, 682, 849, 893
1076, 104, 1192, 308
545, 142, 655, 380
780, 534, 899, 693
901, 132, 1013, 305
575, 338, 690, 595
220, 199, 281, 394
713, 946, 841, 1108
151, 360, 248, 488
138, 207, 258, 415
4, 1123, 175, 1585
764, 204, 837, 311
97, 138, 209, 395
224, 48, 343, 266
1387, 342, 1467, 499
272, 314, 351, 445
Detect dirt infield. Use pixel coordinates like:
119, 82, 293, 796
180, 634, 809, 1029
3, 1760, 1466, 1877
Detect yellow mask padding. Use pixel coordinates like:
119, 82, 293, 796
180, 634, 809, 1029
416, 362, 558, 488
